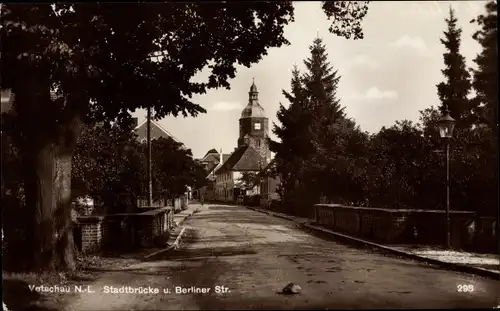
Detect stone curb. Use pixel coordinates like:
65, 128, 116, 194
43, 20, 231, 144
246, 206, 500, 280
143, 206, 199, 260
143, 226, 186, 260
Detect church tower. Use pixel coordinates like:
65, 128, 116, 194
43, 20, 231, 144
238, 80, 271, 165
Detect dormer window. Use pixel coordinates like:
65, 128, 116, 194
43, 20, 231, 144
254, 122, 261, 130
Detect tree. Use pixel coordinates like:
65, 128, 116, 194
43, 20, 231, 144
301, 37, 351, 203
237, 172, 260, 191
272, 37, 360, 214
436, 7, 473, 130
303, 38, 345, 122
150, 137, 204, 200
469, 0, 498, 216
0, 2, 370, 271
271, 66, 312, 209
72, 121, 144, 212
470, 0, 498, 134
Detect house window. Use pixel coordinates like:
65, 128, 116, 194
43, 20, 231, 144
254, 122, 261, 130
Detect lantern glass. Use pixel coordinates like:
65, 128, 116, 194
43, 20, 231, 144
438, 110, 455, 139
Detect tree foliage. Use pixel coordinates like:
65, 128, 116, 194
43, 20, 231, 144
470, 0, 498, 134
72, 121, 144, 211
322, 1, 370, 40
0, 2, 371, 271
150, 137, 207, 200
237, 172, 260, 191
272, 7, 497, 218
271, 37, 366, 215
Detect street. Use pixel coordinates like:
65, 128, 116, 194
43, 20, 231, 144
66, 204, 499, 310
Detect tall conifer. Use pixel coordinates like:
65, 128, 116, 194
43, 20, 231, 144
470, 1, 498, 134
436, 7, 473, 130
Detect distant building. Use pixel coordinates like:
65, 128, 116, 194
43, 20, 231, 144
133, 118, 180, 144
197, 148, 231, 201
199, 148, 222, 173
214, 80, 271, 202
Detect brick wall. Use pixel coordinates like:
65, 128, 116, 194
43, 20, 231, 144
77, 216, 104, 253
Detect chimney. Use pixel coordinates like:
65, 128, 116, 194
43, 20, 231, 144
132, 117, 138, 128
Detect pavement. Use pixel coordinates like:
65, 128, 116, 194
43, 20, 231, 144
61, 204, 499, 310
174, 204, 202, 227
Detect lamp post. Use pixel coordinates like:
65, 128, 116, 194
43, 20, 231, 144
147, 106, 153, 207
437, 108, 456, 249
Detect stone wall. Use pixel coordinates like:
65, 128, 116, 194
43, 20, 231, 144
313, 204, 496, 253
76, 207, 174, 253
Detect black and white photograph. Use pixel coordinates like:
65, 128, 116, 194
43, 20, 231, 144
1, 1, 499, 310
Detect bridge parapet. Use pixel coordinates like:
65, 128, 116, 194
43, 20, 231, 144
313, 204, 496, 253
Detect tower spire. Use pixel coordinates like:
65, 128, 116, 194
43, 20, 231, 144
249, 79, 258, 102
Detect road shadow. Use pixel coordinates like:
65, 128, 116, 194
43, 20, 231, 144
159, 246, 258, 261
188, 212, 292, 226
2, 279, 60, 311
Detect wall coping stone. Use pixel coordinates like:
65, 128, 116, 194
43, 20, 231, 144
138, 206, 173, 216
314, 204, 476, 215
77, 216, 105, 224
77, 207, 172, 223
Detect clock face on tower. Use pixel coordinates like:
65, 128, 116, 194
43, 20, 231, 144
254, 122, 261, 130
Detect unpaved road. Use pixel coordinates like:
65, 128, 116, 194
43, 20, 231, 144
65, 204, 499, 310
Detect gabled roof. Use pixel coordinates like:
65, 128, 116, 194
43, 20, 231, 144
201, 153, 220, 163
209, 153, 232, 177
222, 153, 231, 163
204, 148, 219, 157
215, 145, 264, 174
135, 119, 180, 143
206, 164, 218, 178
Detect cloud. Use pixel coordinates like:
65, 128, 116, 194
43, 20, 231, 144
346, 55, 380, 70
349, 87, 398, 101
210, 101, 243, 111
392, 35, 429, 54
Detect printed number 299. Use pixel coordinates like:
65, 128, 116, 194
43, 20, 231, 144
457, 284, 474, 292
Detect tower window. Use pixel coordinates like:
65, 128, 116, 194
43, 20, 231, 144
254, 122, 261, 130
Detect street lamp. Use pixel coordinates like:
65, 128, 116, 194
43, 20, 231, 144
437, 108, 455, 249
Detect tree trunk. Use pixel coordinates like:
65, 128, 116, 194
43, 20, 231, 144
23, 141, 77, 271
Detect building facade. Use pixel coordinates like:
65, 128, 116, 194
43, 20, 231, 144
198, 149, 231, 201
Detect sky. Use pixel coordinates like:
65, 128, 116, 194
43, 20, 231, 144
132, 1, 486, 159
